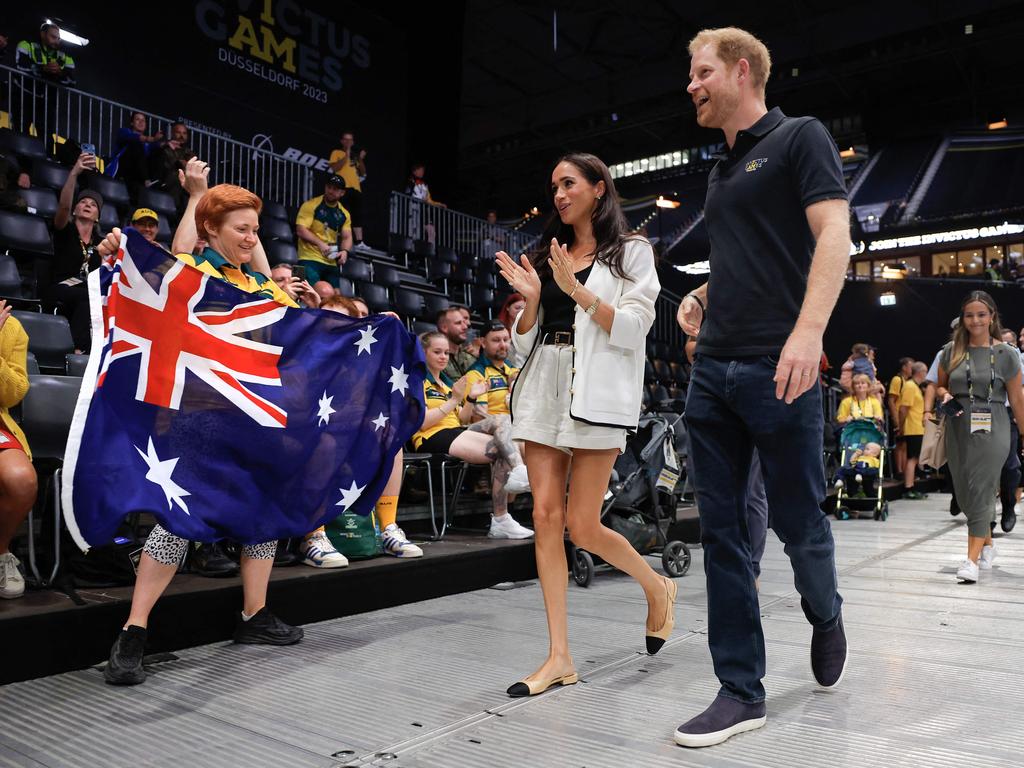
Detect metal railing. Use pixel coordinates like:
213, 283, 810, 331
388, 192, 537, 262
0, 64, 314, 208
653, 286, 685, 349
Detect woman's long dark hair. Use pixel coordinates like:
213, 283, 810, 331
948, 290, 1004, 371
530, 152, 639, 281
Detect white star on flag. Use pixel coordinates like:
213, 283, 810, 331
336, 480, 367, 512
135, 437, 191, 515
371, 412, 389, 431
316, 391, 336, 426
389, 364, 410, 395
354, 325, 378, 355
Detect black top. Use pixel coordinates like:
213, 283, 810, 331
540, 263, 593, 336
697, 107, 847, 356
52, 220, 102, 284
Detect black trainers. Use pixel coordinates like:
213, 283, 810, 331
191, 541, 240, 577
104, 625, 148, 685
1001, 508, 1017, 533
674, 695, 766, 748
811, 614, 848, 689
233, 607, 304, 645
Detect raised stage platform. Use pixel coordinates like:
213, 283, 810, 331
2, 494, 1020, 767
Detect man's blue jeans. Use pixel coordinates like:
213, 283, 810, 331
685, 354, 842, 703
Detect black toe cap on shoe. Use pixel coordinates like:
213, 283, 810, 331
506, 682, 531, 697
646, 636, 666, 655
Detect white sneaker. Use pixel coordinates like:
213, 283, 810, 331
956, 558, 979, 583
979, 545, 996, 570
381, 524, 423, 558
488, 514, 534, 539
353, 242, 373, 251
300, 533, 349, 568
505, 464, 532, 494
0, 552, 25, 599
833, 478, 844, 489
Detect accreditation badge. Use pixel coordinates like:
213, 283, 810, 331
969, 405, 992, 434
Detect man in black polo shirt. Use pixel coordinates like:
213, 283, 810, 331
674, 27, 851, 748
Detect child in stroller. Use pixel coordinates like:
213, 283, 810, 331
834, 419, 889, 521
834, 441, 882, 497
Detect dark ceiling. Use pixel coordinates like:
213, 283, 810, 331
453, 0, 1024, 216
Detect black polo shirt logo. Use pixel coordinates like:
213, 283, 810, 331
744, 158, 768, 173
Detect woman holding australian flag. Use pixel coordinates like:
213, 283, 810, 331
68, 158, 425, 685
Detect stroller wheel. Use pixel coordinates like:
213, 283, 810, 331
662, 541, 691, 578
879, 502, 889, 522
572, 547, 594, 587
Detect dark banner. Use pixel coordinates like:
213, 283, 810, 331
6, 2, 408, 227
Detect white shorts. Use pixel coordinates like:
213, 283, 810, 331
511, 344, 626, 454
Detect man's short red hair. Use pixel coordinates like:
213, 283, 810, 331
194, 184, 262, 238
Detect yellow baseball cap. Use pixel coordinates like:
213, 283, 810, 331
131, 208, 159, 223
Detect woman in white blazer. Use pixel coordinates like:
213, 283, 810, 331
495, 152, 676, 697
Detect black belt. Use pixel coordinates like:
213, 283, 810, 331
540, 331, 573, 346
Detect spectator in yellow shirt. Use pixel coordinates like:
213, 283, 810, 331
899, 362, 929, 499
836, 374, 884, 427
328, 131, 367, 249
464, 320, 518, 419
888, 357, 913, 474
295, 175, 353, 289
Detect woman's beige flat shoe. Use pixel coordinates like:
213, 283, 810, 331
506, 672, 579, 697
646, 577, 678, 655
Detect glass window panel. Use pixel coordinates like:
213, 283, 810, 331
959, 250, 984, 276
932, 252, 956, 276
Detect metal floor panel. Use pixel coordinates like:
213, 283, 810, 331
3, 494, 1023, 767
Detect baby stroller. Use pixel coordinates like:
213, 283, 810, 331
571, 412, 692, 587
833, 418, 889, 521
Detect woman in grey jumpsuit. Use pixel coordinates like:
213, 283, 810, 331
936, 291, 1024, 583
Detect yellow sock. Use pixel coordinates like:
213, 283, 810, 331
376, 495, 398, 529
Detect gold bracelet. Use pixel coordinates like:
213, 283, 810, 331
568, 279, 580, 299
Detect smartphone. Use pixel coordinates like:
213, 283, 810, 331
939, 398, 965, 418
81, 142, 96, 156
291, 264, 307, 282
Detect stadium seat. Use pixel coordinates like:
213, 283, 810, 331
652, 359, 672, 384
375, 264, 401, 289
12, 311, 74, 370
469, 286, 493, 310
21, 188, 59, 220
266, 241, 298, 266
436, 246, 458, 265
477, 257, 496, 275
25, 351, 40, 375
458, 252, 479, 271
477, 272, 497, 290
0, 211, 53, 257
259, 217, 293, 243
98, 204, 120, 231
137, 188, 177, 219
337, 276, 354, 298
426, 259, 451, 283
261, 200, 288, 222
451, 265, 474, 285
0, 254, 23, 296
84, 175, 131, 210
388, 234, 414, 258
343, 259, 371, 283
423, 294, 450, 321
412, 239, 436, 260
394, 288, 425, 319
65, 353, 89, 376
669, 361, 688, 386
0, 129, 46, 163
644, 359, 656, 384
411, 320, 435, 336
31, 159, 69, 192
358, 283, 390, 314
21, 374, 83, 585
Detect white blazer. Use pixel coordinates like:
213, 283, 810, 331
510, 238, 660, 430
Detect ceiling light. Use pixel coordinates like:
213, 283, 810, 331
46, 18, 89, 46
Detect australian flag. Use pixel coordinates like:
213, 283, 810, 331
62, 230, 426, 550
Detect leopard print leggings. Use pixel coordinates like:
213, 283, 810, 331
142, 523, 277, 565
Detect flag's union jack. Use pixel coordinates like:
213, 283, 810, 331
97, 247, 289, 427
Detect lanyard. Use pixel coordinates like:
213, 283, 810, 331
851, 399, 871, 419
965, 344, 996, 405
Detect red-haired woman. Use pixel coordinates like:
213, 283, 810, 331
95, 170, 303, 687
498, 292, 527, 366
